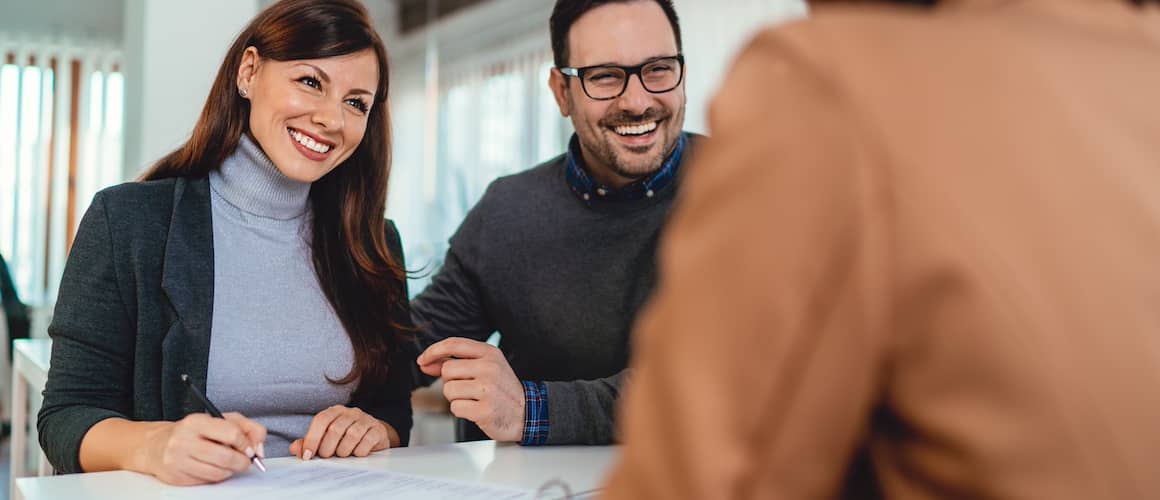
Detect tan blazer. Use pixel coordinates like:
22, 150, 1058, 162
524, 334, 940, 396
603, 1, 1160, 499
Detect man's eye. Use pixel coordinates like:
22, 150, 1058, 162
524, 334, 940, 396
588, 72, 620, 83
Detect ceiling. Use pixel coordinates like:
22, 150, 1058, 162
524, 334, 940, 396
0, 0, 124, 43
397, 0, 487, 33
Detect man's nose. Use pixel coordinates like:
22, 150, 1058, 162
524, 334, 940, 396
614, 74, 652, 113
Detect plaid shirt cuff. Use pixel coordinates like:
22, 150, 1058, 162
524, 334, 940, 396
520, 381, 549, 446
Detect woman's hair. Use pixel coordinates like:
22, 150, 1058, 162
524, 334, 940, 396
141, 0, 407, 402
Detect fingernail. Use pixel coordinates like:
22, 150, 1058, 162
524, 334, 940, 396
303, 449, 313, 461
258, 443, 265, 458
245, 447, 255, 458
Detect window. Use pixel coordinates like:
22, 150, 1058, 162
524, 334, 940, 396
390, 51, 571, 294
0, 45, 123, 305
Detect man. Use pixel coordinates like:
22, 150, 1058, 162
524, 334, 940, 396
412, 0, 698, 445
604, 0, 1160, 498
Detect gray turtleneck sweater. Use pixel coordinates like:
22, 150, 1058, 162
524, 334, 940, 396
205, 135, 355, 457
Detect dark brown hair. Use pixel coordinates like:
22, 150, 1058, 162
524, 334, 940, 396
141, 0, 407, 402
550, 0, 683, 69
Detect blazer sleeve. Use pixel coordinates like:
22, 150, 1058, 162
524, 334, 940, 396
38, 191, 137, 474
351, 219, 416, 446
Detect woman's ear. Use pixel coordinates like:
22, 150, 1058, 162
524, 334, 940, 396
236, 46, 261, 98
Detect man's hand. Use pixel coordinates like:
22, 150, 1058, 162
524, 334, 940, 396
417, 338, 526, 442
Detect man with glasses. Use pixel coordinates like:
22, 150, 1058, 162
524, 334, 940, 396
412, 0, 700, 446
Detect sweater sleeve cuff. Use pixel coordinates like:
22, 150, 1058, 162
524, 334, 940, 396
39, 409, 124, 474
520, 381, 549, 446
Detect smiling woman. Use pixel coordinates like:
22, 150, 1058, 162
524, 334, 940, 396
238, 49, 379, 181
38, 0, 416, 487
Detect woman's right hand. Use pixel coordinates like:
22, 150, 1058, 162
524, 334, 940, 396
132, 412, 266, 485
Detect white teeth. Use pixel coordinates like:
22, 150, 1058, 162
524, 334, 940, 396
613, 121, 658, 136
288, 128, 331, 154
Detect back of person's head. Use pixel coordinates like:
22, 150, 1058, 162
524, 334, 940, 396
143, 0, 389, 180
549, 0, 683, 68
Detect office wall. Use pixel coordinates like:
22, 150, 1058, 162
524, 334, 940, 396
675, 0, 808, 133
121, 0, 260, 179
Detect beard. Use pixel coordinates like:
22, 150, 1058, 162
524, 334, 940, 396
587, 105, 681, 181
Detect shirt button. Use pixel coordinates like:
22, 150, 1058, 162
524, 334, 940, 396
646, 190, 655, 198
583, 193, 591, 201
597, 188, 607, 196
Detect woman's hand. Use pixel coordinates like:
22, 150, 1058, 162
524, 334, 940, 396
290, 405, 398, 460
133, 412, 266, 486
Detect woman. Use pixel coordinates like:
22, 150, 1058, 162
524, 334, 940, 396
38, 0, 414, 485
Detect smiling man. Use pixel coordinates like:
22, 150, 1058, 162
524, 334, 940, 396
411, 0, 701, 446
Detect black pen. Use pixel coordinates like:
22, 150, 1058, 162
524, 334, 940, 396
180, 373, 267, 472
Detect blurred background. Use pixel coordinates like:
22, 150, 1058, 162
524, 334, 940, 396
0, 0, 805, 489
0, 0, 808, 308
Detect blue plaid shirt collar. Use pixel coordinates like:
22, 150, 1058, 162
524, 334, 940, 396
564, 132, 687, 204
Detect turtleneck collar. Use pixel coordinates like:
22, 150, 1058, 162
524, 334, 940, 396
209, 133, 311, 221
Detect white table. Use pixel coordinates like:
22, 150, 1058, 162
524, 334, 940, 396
16, 441, 618, 500
10, 338, 54, 500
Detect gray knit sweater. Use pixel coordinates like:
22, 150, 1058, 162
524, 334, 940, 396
411, 135, 699, 445
206, 135, 355, 457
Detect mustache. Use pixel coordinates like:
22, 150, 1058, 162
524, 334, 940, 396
599, 108, 669, 128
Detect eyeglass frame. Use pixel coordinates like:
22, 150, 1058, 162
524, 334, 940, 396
557, 54, 686, 101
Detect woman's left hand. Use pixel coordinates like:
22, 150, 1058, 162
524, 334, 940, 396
290, 405, 398, 460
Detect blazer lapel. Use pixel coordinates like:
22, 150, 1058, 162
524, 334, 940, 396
160, 176, 215, 419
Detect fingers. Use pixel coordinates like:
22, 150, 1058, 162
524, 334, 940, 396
333, 419, 374, 458
316, 413, 358, 458
449, 399, 483, 422
298, 407, 392, 460
442, 358, 495, 381
437, 355, 526, 443
161, 470, 210, 487
188, 437, 251, 475
442, 379, 482, 401
157, 415, 253, 485
174, 458, 235, 484
352, 435, 378, 457
299, 406, 344, 460
223, 412, 267, 458
417, 338, 493, 366
191, 414, 256, 459
418, 358, 446, 377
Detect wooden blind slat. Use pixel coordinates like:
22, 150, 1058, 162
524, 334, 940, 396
66, 59, 81, 252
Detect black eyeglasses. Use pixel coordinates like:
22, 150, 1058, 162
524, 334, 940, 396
558, 54, 685, 101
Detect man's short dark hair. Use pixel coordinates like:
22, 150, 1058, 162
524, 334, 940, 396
550, 0, 683, 69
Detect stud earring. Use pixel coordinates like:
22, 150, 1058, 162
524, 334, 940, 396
239, 88, 248, 97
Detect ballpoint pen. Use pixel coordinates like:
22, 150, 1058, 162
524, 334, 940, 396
180, 373, 267, 472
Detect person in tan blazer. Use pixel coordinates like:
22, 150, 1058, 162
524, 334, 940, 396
602, 0, 1160, 498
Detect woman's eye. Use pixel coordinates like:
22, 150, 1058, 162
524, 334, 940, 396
299, 76, 321, 89
346, 98, 369, 113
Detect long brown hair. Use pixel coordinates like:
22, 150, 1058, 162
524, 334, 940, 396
141, 0, 407, 401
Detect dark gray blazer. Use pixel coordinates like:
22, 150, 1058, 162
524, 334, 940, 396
39, 176, 415, 474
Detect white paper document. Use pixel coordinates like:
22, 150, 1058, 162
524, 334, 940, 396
161, 460, 533, 500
